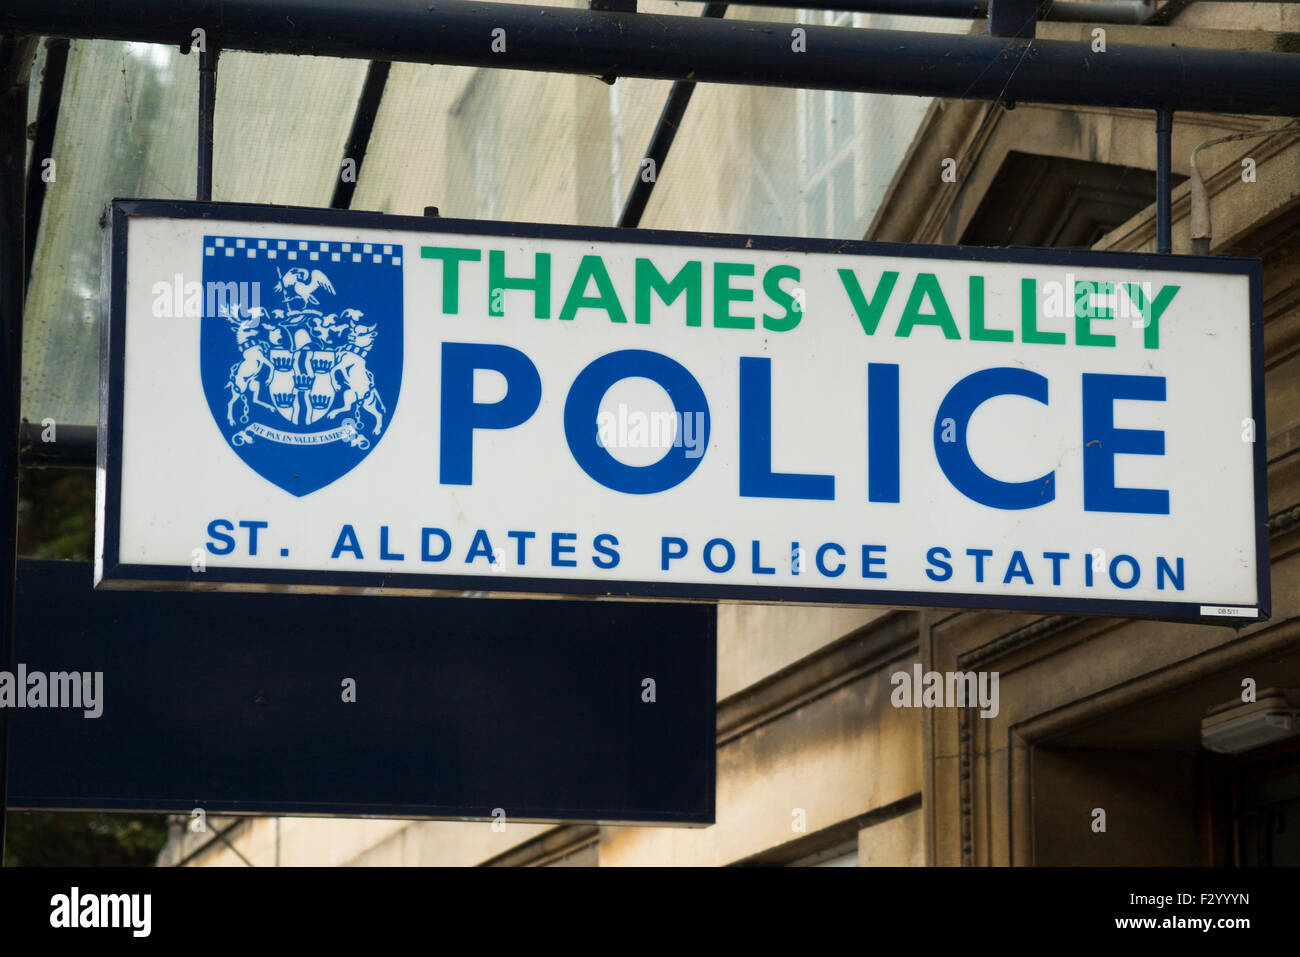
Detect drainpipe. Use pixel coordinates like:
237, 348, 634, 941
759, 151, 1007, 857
1190, 122, 1300, 255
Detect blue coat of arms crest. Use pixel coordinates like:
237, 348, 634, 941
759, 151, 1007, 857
200, 236, 403, 496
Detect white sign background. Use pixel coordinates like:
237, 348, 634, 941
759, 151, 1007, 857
97, 204, 1268, 620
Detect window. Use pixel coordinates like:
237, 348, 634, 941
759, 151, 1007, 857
798, 11, 858, 237
961, 152, 1188, 249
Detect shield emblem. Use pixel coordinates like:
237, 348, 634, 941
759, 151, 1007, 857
199, 236, 404, 496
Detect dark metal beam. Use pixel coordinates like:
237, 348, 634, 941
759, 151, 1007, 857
617, 82, 695, 228
331, 60, 391, 209
4, 1, 1299, 116
0, 31, 37, 867
1156, 106, 1172, 254
677, 0, 1158, 22
197, 39, 218, 201
1043, 0, 1154, 23
23, 37, 68, 291
618, 2, 727, 229
18, 422, 95, 468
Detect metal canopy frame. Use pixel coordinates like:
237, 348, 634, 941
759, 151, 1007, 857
5, 0, 1300, 256
1, 0, 1298, 858
6, 1, 1300, 114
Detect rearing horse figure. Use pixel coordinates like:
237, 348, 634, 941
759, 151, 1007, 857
224, 306, 282, 426
327, 309, 386, 435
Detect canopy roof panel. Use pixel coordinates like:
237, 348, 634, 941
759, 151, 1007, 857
21, 42, 366, 425
23, 40, 196, 427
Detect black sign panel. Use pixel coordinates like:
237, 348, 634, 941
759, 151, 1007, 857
7, 561, 715, 824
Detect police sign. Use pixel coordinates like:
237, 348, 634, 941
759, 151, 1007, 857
97, 201, 1268, 621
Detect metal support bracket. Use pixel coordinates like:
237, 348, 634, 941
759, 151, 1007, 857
197, 36, 218, 201
1156, 106, 1173, 254
987, 0, 1045, 37
618, 2, 728, 227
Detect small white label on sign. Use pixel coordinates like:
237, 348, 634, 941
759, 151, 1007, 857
1200, 606, 1258, 618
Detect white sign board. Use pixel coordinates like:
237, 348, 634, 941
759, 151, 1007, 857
97, 201, 1269, 621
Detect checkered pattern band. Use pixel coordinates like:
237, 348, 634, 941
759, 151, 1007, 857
203, 236, 403, 266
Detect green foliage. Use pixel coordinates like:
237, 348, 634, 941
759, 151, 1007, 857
16, 467, 95, 560
4, 812, 169, 867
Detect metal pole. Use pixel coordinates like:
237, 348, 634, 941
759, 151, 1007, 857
1156, 106, 1172, 254
331, 60, 391, 209
677, 0, 1157, 20
0, 33, 36, 866
18, 422, 95, 467
1188, 121, 1300, 257
197, 39, 218, 201
5, 1, 1300, 116
618, 2, 727, 228
23, 37, 68, 290
617, 81, 695, 228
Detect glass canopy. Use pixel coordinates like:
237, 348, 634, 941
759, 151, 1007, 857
19, 1, 966, 426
